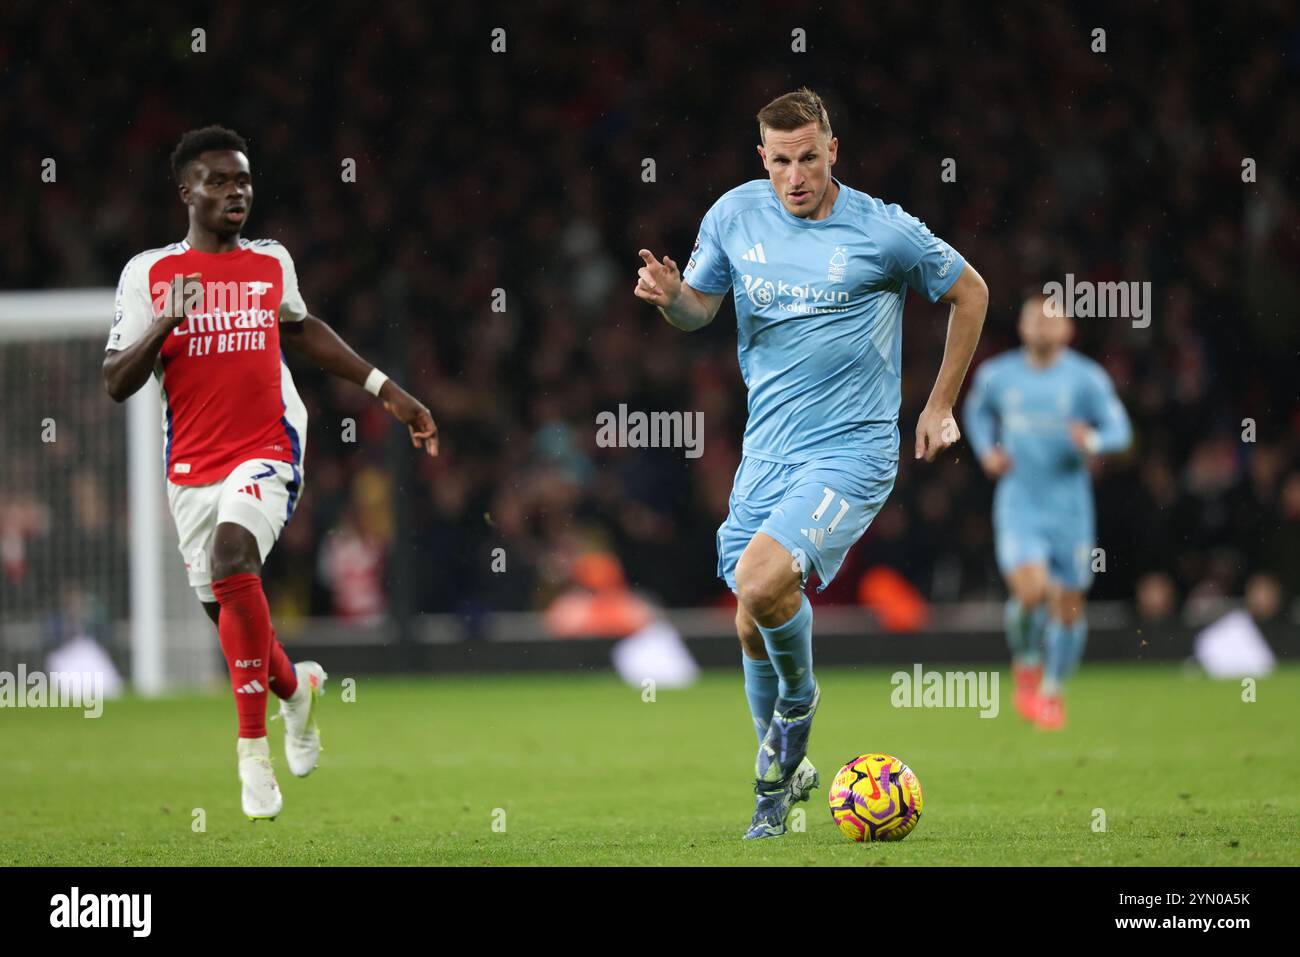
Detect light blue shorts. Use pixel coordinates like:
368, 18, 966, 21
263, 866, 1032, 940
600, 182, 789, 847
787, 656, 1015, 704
994, 498, 1095, 592
717, 453, 897, 593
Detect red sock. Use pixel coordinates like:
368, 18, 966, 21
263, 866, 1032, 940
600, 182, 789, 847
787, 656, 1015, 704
212, 573, 274, 738
267, 629, 298, 701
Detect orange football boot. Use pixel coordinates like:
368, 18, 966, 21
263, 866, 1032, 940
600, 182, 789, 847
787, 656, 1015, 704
1013, 663, 1043, 721
1034, 692, 1066, 731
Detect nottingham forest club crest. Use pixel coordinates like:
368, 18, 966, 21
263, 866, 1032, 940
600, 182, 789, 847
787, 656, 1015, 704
828, 246, 848, 283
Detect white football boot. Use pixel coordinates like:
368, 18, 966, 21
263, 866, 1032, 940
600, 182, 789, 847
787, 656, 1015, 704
278, 661, 327, 777
237, 736, 283, 821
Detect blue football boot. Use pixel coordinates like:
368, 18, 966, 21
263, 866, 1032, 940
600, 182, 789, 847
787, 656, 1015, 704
742, 684, 821, 839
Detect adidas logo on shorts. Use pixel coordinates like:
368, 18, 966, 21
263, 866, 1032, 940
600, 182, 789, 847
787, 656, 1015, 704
800, 527, 826, 549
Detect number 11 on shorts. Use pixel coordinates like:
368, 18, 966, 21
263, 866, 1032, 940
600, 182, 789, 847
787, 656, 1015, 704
812, 486, 850, 535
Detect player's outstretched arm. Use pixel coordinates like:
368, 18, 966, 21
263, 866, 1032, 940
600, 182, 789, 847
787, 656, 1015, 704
103, 272, 200, 403
634, 249, 723, 331
281, 315, 438, 456
915, 263, 989, 462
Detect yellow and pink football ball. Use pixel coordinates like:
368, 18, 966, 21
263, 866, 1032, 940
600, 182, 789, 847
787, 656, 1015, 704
828, 753, 923, 842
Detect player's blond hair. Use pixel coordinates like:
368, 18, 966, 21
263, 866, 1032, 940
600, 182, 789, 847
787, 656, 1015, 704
756, 88, 832, 143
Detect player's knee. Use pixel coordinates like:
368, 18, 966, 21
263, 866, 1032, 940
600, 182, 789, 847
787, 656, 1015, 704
212, 523, 261, 582
1018, 586, 1047, 609
211, 543, 259, 582
734, 574, 772, 620
1055, 594, 1085, 625
734, 569, 793, 624
1011, 573, 1048, 608
212, 555, 259, 582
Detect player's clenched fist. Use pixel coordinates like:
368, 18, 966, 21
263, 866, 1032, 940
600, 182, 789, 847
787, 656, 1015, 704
159, 272, 203, 326
915, 404, 960, 462
634, 249, 682, 308
980, 447, 1013, 478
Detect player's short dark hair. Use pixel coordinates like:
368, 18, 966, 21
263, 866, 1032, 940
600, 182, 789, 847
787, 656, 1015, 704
757, 87, 832, 143
170, 126, 249, 184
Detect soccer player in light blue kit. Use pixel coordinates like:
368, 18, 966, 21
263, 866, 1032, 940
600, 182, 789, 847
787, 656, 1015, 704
963, 293, 1131, 730
634, 89, 988, 838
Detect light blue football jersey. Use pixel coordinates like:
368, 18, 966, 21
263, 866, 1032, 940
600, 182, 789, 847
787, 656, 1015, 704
962, 347, 1132, 511
681, 177, 965, 464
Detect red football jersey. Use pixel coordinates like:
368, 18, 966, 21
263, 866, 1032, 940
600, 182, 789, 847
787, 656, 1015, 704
108, 239, 310, 485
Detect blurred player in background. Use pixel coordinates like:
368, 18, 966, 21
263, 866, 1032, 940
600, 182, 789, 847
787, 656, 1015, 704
103, 126, 438, 820
634, 89, 988, 838
963, 293, 1132, 730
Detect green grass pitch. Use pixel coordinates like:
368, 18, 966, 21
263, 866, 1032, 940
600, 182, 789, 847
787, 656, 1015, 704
2, 663, 1297, 866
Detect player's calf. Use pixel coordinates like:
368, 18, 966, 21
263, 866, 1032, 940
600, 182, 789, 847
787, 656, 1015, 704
735, 605, 768, 660
1037, 607, 1086, 731
1003, 564, 1051, 720
736, 538, 816, 707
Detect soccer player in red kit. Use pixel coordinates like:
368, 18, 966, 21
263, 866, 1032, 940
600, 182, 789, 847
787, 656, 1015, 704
103, 126, 438, 820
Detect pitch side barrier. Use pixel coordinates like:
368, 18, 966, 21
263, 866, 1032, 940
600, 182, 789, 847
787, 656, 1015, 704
133, 602, 1292, 676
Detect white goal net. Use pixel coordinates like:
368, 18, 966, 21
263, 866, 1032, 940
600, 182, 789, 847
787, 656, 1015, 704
0, 289, 215, 693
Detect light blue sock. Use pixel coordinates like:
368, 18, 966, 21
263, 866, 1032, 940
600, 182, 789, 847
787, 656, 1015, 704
742, 655, 779, 744
1042, 617, 1087, 695
758, 594, 815, 707
1004, 598, 1046, 666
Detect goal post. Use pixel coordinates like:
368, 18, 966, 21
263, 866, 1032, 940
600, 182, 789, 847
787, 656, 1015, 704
0, 289, 213, 694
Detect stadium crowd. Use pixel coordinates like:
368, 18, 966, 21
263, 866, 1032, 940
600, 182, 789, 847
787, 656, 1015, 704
3, 1, 1297, 625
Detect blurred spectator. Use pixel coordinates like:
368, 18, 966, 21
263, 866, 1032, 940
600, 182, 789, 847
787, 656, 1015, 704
856, 566, 930, 632
1135, 572, 1178, 624
1244, 573, 1283, 623
318, 508, 387, 623
544, 551, 653, 638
